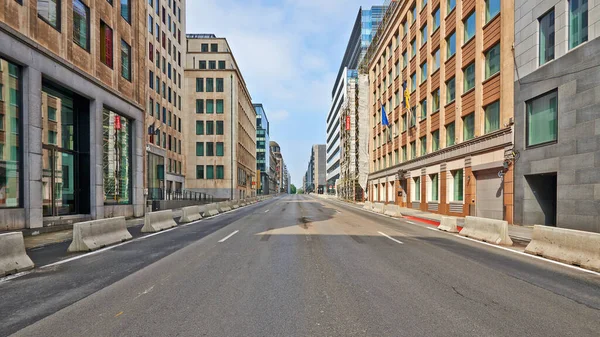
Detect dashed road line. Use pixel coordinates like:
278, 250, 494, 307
218, 230, 239, 243
378, 231, 404, 245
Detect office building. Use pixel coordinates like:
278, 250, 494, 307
366, 0, 515, 222
184, 35, 257, 200
0, 0, 146, 230
254, 103, 270, 195
145, 0, 186, 201
513, 0, 600, 232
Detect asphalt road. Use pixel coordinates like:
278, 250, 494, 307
2, 195, 600, 337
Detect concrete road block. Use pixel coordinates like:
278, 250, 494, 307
525, 226, 600, 272
0, 232, 34, 277
373, 203, 385, 214
142, 210, 177, 233
384, 204, 403, 217
68, 217, 133, 252
460, 216, 513, 246
217, 202, 232, 213
363, 201, 373, 210
231, 201, 240, 209
438, 217, 459, 233
200, 203, 220, 217
180, 206, 202, 223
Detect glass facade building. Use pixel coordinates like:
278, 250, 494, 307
254, 104, 270, 195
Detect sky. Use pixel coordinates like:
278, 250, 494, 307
187, 0, 379, 187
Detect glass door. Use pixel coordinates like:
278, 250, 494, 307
42, 148, 79, 216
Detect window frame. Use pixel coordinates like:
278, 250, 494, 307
120, 39, 132, 81
38, 0, 61, 31
526, 90, 558, 148
463, 11, 476, 44
539, 9, 555, 66
73, 0, 90, 51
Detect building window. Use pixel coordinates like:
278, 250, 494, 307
149, 70, 154, 88
216, 99, 224, 114
148, 15, 153, 34
218, 61, 226, 69
539, 9, 555, 65
527, 91, 558, 147
410, 141, 416, 159
447, 31, 456, 58
199, 60, 207, 69
411, 39, 417, 58
209, 61, 216, 69
447, 0, 456, 13
413, 177, 421, 201
120, 0, 130, 23
216, 121, 224, 135
569, 0, 588, 49
463, 113, 475, 140
196, 165, 204, 179
433, 7, 440, 31
403, 51, 408, 68
412, 5, 417, 23
196, 142, 204, 156
420, 99, 427, 119
206, 78, 214, 92
38, 0, 61, 30
196, 78, 204, 92
464, 11, 476, 43
196, 121, 204, 135
432, 49, 440, 71
452, 169, 464, 201
421, 25, 428, 45
216, 166, 225, 179
196, 99, 204, 114
446, 77, 456, 103
484, 100, 500, 133
206, 165, 214, 179
0, 60, 20, 206
211, 43, 218, 52
73, 0, 90, 51
103, 108, 131, 205
422, 0, 428, 10
411, 72, 417, 92
216, 142, 224, 156
463, 62, 475, 92
429, 174, 439, 201
432, 130, 440, 151
120, 40, 131, 81
201, 44, 208, 52
420, 136, 427, 156
402, 146, 407, 161
410, 105, 417, 127
432, 89, 440, 112
446, 122, 455, 146
206, 143, 214, 157
216, 78, 224, 92
485, 43, 500, 79
206, 99, 214, 114
421, 62, 428, 83
100, 21, 114, 68
485, 0, 500, 23
206, 121, 214, 135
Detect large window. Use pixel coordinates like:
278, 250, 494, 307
216, 78, 224, 92
433, 7, 440, 31
216, 99, 224, 114
216, 142, 224, 156
485, 0, 500, 23
420, 136, 427, 155
413, 177, 421, 201
206, 165, 214, 179
484, 101, 500, 133
420, 99, 428, 119
527, 91, 558, 147
120, 0, 130, 23
196, 165, 204, 179
485, 43, 500, 79
432, 49, 440, 71
463, 113, 475, 140
38, 0, 60, 30
421, 25, 428, 45
430, 174, 439, 201
0, 59, 21, 208
447, 32, 456, 58
464, 12, 476, 43
539, 9, 555, 65
206, 78, 214, 92
432, 89, 440, 112
452, 169, 464, 201
216, 121, 224, 135
206, 121, 214, 135
206, 142, 214, 157
73, 0, 90, 51
446, 122, 455, 146
216, 166, 224, 179
196, 142, 204, 156
410, 141, 416, 159
121, 40, 131, 81
464, 63, 475, 92
196, 78, 204, 92
196, 99, 204, 113
432, 130, 440, 151
446, 77, 456, 103
569, 0, 588, 49
196, 121, 204, 135
100, 21, 114, 68
103, 108, 131, 205
206, 99, 214, 114
411, 72, 417, 92
421, 63, 428, 83
447, 0, 456, 13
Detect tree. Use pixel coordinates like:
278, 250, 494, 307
290, 184, 297, 194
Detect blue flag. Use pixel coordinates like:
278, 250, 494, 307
381, 105, 389, 127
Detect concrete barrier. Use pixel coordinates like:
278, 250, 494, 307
68, 217, 132, 252
201, 203, 220, 217
180, 206, 202, 223
217, 202, 232, 213
525, 226, 600, 272
373, 203, 385, 214
384, 204, 403, 217
0, 232, 34, 277
142, 210, 177, 233
459, 216, 513, 246
438, 217, 459, 233
231, 201, 240, 209
363, 201, 373, 210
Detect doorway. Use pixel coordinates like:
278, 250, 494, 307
524, 174, 557, 226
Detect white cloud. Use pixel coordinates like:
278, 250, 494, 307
269, 110, 290, 122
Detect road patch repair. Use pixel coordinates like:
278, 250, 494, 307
142, 210, 178, 233
525, 225, 600, 272
180, 206, 203, 223
0, 232, 35, 277
459, 216, 513, 246
67, 217, 133, 252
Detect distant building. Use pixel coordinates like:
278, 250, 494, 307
254, 104, 270, 195
184, 35, 256, 200
305, 145, 326, 194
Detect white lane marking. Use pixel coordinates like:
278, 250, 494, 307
0, 271, 33, 285
426, 227, 439, 232
265, 209, 270, 213
218, 230, 239, 243
378, 231, 404, 245
406, 221, 417, 225
454, 234, 600, 277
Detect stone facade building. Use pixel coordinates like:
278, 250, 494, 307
366, 0, 515, 222
184, 35, 256, 200
513, 0, 600, 233
0, 0, 145, 230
